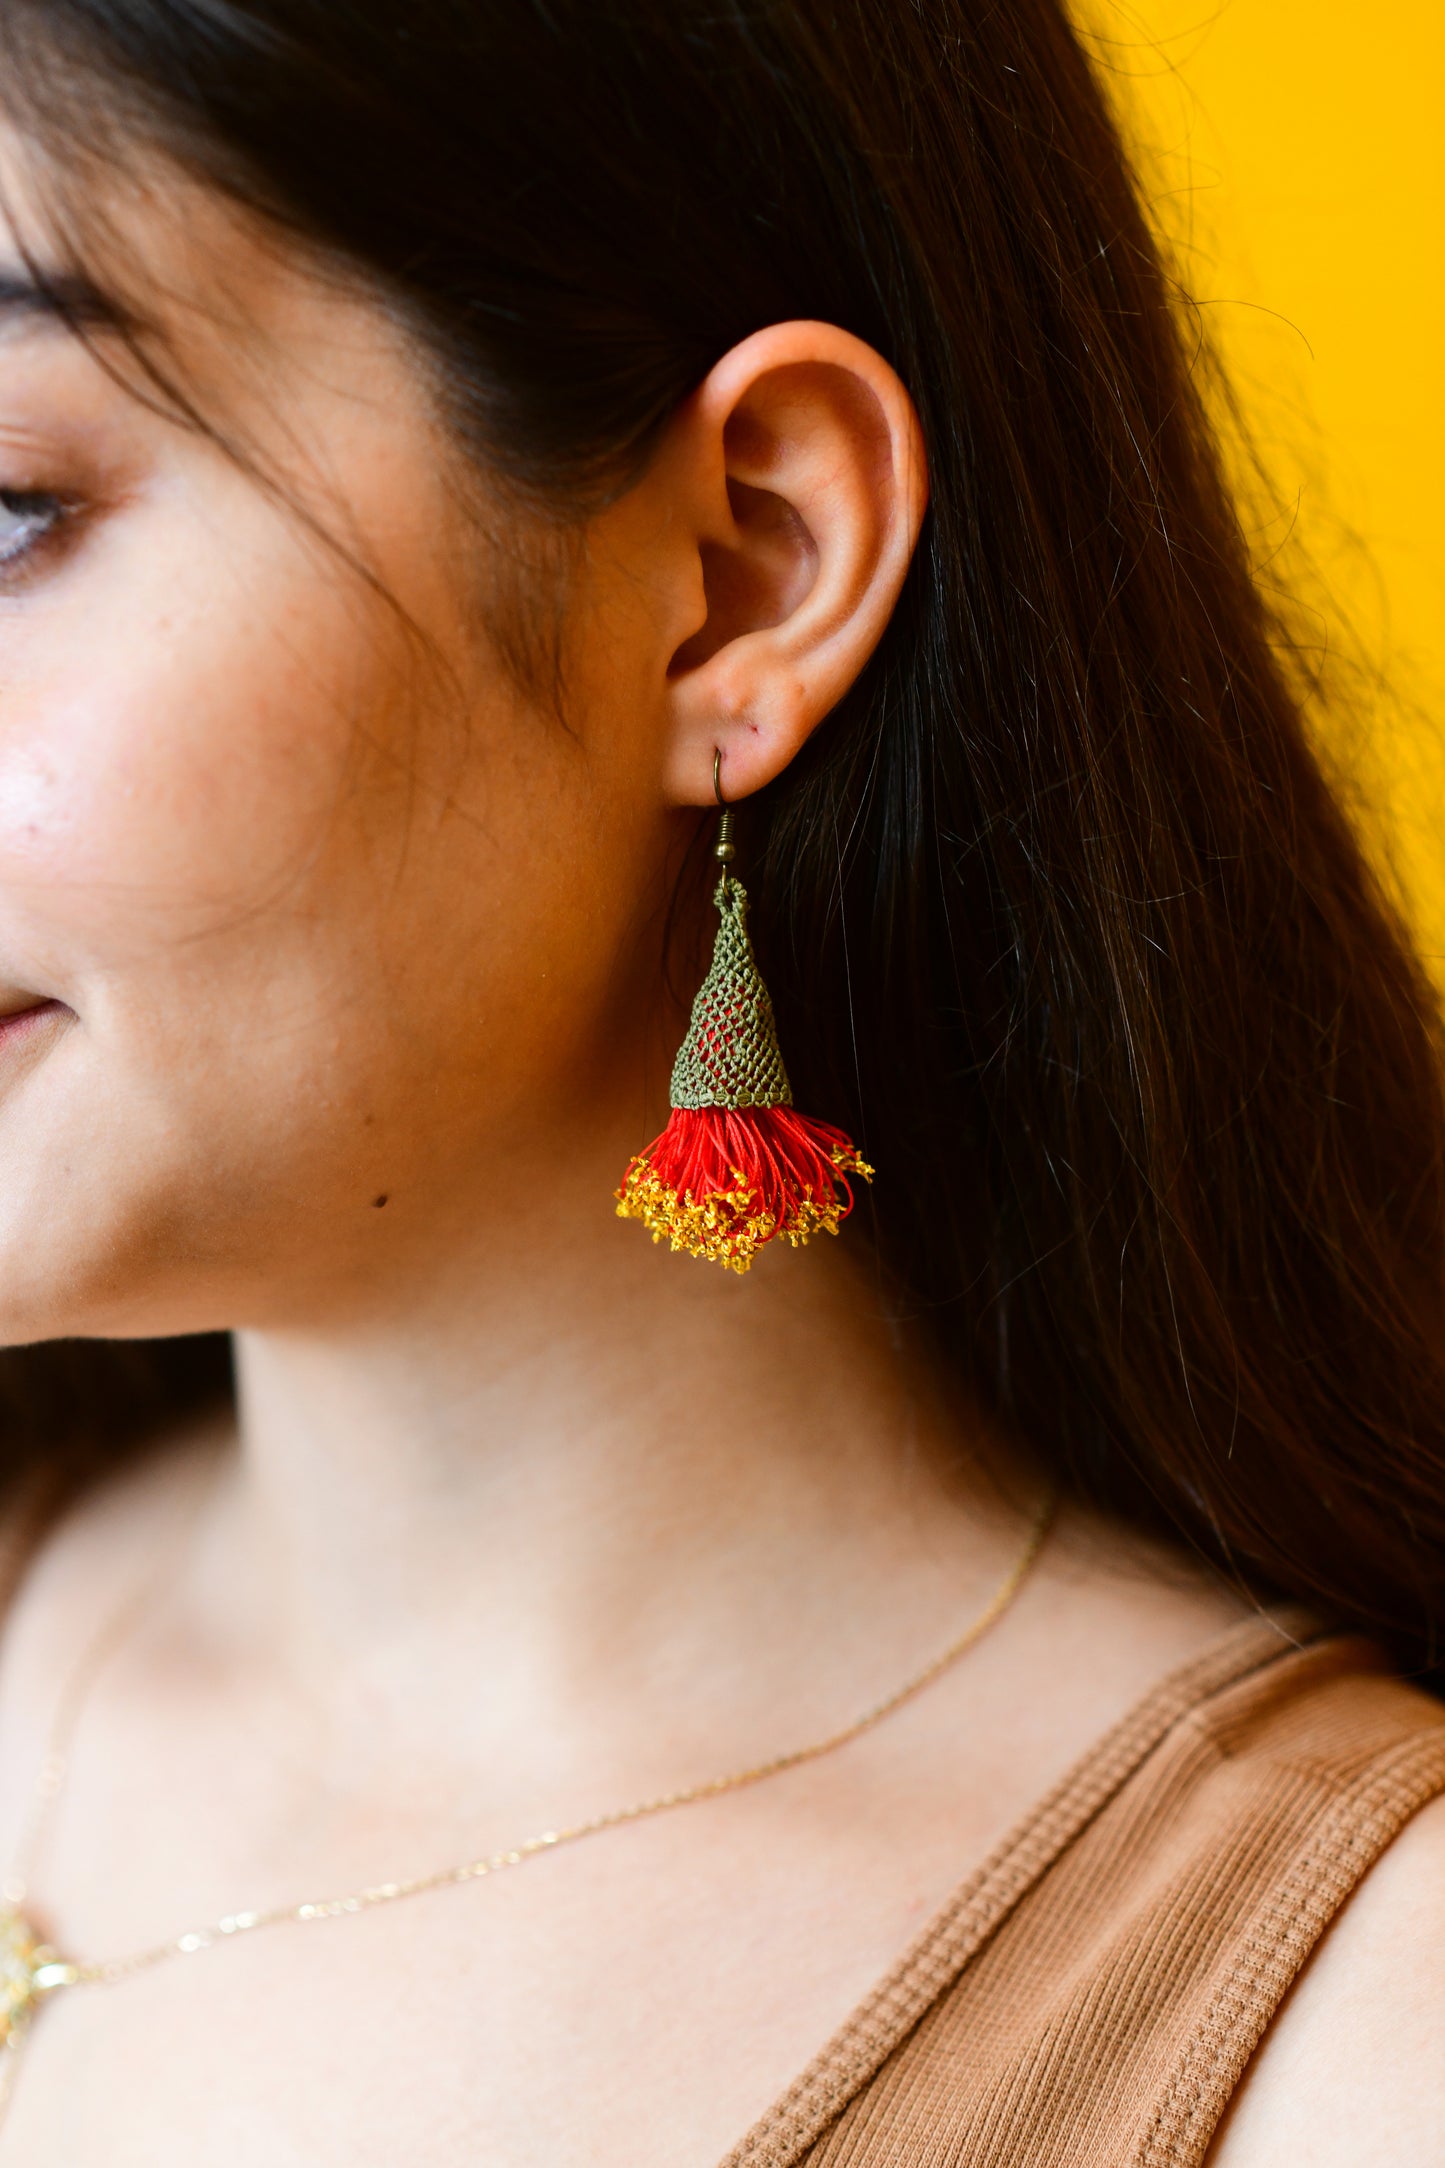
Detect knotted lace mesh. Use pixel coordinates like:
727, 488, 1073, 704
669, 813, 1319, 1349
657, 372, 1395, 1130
669, 874, 793, 1111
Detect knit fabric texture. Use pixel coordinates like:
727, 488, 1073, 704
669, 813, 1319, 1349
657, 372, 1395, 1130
669, 875, 792, 1112
719, 1615, 1445, 2168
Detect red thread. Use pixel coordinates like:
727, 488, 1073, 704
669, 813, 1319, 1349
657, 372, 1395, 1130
630, 1105, 866, 1238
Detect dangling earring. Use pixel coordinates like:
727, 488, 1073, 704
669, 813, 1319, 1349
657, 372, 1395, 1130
615, 751, 873, 1273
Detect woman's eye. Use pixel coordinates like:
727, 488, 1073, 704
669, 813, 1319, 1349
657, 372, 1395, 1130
0, 488, 66, 572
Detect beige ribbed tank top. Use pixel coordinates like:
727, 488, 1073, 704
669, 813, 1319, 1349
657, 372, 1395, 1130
721, 1611, 1445, 2168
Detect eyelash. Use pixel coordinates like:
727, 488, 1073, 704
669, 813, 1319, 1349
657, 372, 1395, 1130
0, 487, 69, 577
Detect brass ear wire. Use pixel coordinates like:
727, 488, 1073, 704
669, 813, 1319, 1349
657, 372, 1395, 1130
712, 748, 736, 863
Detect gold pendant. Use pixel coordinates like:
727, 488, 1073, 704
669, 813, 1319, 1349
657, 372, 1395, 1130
0, 1907, 74, 2048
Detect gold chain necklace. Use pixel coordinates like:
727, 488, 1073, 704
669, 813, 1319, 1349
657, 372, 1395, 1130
0, 1485, 1053, 2123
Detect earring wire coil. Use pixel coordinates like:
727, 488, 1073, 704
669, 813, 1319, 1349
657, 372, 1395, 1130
712, 748, 736, 862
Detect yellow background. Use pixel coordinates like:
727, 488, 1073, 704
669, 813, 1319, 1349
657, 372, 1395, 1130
1078, 2, 1445, 962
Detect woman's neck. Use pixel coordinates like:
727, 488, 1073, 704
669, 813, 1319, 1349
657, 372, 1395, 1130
192, 1223, 1025, 1790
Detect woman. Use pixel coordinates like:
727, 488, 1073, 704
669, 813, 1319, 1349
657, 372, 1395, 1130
0, 0, 1438, 2157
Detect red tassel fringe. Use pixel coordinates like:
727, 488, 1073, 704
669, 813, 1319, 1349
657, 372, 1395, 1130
616, 1105, 873, 1272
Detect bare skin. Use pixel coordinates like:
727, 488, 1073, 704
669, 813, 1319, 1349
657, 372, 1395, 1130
0, 148, 1436, 2163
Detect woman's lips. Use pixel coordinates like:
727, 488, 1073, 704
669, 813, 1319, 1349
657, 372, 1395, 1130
0, 998, 68, 1046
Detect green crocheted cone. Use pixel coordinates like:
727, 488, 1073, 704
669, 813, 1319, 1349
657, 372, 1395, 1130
669, 874, 793, 1111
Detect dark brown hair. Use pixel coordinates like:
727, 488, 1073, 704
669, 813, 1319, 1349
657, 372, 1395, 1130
2, 0, 1443, 1679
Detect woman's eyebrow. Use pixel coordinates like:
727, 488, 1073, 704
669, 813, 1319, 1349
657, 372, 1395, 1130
0, 266, 125, 329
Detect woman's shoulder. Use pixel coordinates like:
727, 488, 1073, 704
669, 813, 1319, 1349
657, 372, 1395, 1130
1204, 1790, 1445, 2164
1118, 1624, 1445, 2166
767, 1609, 1445, 2168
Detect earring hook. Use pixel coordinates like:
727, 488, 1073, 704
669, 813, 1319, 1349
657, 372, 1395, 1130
712, 748, 736, 864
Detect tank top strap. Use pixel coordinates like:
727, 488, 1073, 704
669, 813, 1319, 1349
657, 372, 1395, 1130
724, 1611, 1445, 2168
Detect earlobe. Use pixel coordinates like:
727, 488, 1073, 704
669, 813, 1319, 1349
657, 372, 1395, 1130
660, 322, 928, 807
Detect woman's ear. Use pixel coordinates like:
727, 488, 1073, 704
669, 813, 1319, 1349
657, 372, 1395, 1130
648, 321, 928, 807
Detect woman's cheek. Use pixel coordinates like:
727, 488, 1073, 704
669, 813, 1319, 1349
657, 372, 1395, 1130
0, 537, 378, 975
